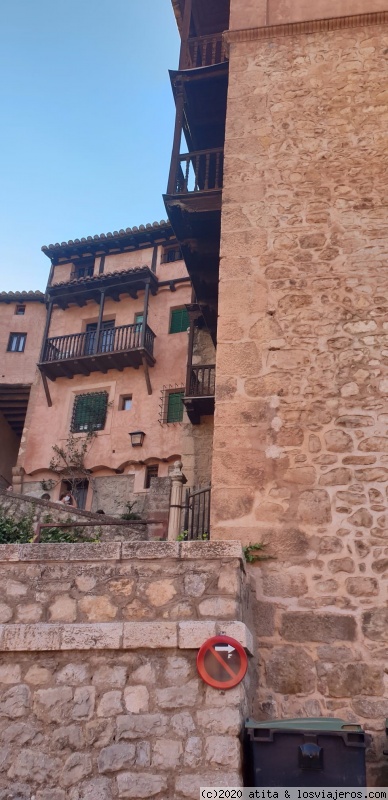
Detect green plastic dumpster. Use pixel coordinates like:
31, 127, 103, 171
244, 717, 367, 787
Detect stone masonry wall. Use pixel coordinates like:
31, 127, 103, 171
0, 541, 252, 798
213, 15, 388, 785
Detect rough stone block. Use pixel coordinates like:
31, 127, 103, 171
198, 597, 238, 618
49, 595, 77, 622
117, 714, 169, 740
123, 622, 177, 649
265, 646, 316, 694
17, 542, 121, 561
175, 772, 242, 799
72, 686, 96, 720
281, 612, 357, 642
0, 624, 61, 651
33, 687, 73, 724
362, 608, 388, 642
0, 684, 31, 718
180, 541, 243, 560
0, 664, 21, 684
98, 743, 136, 773
117, 771, 168, 798
205, 735, 241, 768
145, 579, 177, 607
296, 489, 331, 524
60, 752, 92, 787
97, 690, 123, 717
156, 679, 200, 709
79, 595, 118, 622
152, 738, 183, 769
184, 736, 202, 767
8, 749, 60, 783
318, 663, 383, 698
122, 542, 180, 560
178, 621, 216, 649
61, 623, 122, 650
92, 665, 127, 688
197, 707, 242, 735
124, 685, 149, 713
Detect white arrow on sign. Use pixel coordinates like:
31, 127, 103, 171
215, 644, 235, 659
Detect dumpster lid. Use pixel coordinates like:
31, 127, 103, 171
245, 717, 363, 732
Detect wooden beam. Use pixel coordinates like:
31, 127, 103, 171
59, 364, 73, 379
94, 289, 106, 354
73, 361, 90, 376
142, 355, 152, 396
40, 372, 53, 407
105, 355, 124, 372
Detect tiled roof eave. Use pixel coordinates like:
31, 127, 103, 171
0, 290, 45, 303
41, 219, 174, 261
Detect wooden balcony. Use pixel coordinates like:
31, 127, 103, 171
39, 323, 156, 381
183, 364, 215, 424
185, 34, 227, 68
174, 148, 223, 195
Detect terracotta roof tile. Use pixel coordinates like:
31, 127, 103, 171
0, 290, 45, 302
42, 220, 170, 252
50, 267, 152, 290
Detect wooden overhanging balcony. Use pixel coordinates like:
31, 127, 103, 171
174, 148, 223, 195
185, 34, 227, 68
39, 323, 156, 381
183, 364, 215, 424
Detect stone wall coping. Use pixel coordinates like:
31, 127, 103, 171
0, 540, 244, 563
0, 489, 147, 526
0, 620, 254, 653
224, 10, 388, 46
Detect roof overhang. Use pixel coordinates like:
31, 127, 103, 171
42, 221, 175, 265
47, 267, 159, 308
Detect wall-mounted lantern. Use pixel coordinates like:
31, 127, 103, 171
129, 431, 145, 447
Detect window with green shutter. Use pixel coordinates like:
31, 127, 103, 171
71, 392, 108, 433
169, 308, 189, 334
167, 391, 184, 423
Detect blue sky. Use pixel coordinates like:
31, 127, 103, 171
0, 0, 180, 291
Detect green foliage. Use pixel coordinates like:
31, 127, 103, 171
243, 542, 273, 564
177, 530, 209, 542
40, 513, 101, 544
120, 501, 141, 521
0, 510, 101, 545
0, 510, 33, 543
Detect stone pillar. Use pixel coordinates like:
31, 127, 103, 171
167, 460, 185, 541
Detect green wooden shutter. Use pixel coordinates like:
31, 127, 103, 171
167, 391, 184, 423
72, 392, 108, 432
169, 308, 189, 334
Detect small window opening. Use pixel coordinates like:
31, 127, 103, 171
145, 464, 159, 489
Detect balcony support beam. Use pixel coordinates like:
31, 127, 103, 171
40, 371, 53, 408
167, 85, 185, 195
142, 355, 152, 396
94, 289, 106, 354
179, 0, 192, 69
141, 281, 150, 349
39, 301, 53, 363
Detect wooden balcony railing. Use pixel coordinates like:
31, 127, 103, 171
186, 34, 227, 68
41, 323, 155, 363
70, 264, 94, 281
186, 365, 215, 398
174, 148, 223, 195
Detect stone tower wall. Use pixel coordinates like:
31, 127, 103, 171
212, 13, 388, 782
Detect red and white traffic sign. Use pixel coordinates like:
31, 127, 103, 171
197, 635, 248, 690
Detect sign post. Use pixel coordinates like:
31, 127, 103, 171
196, 635, 248, 690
